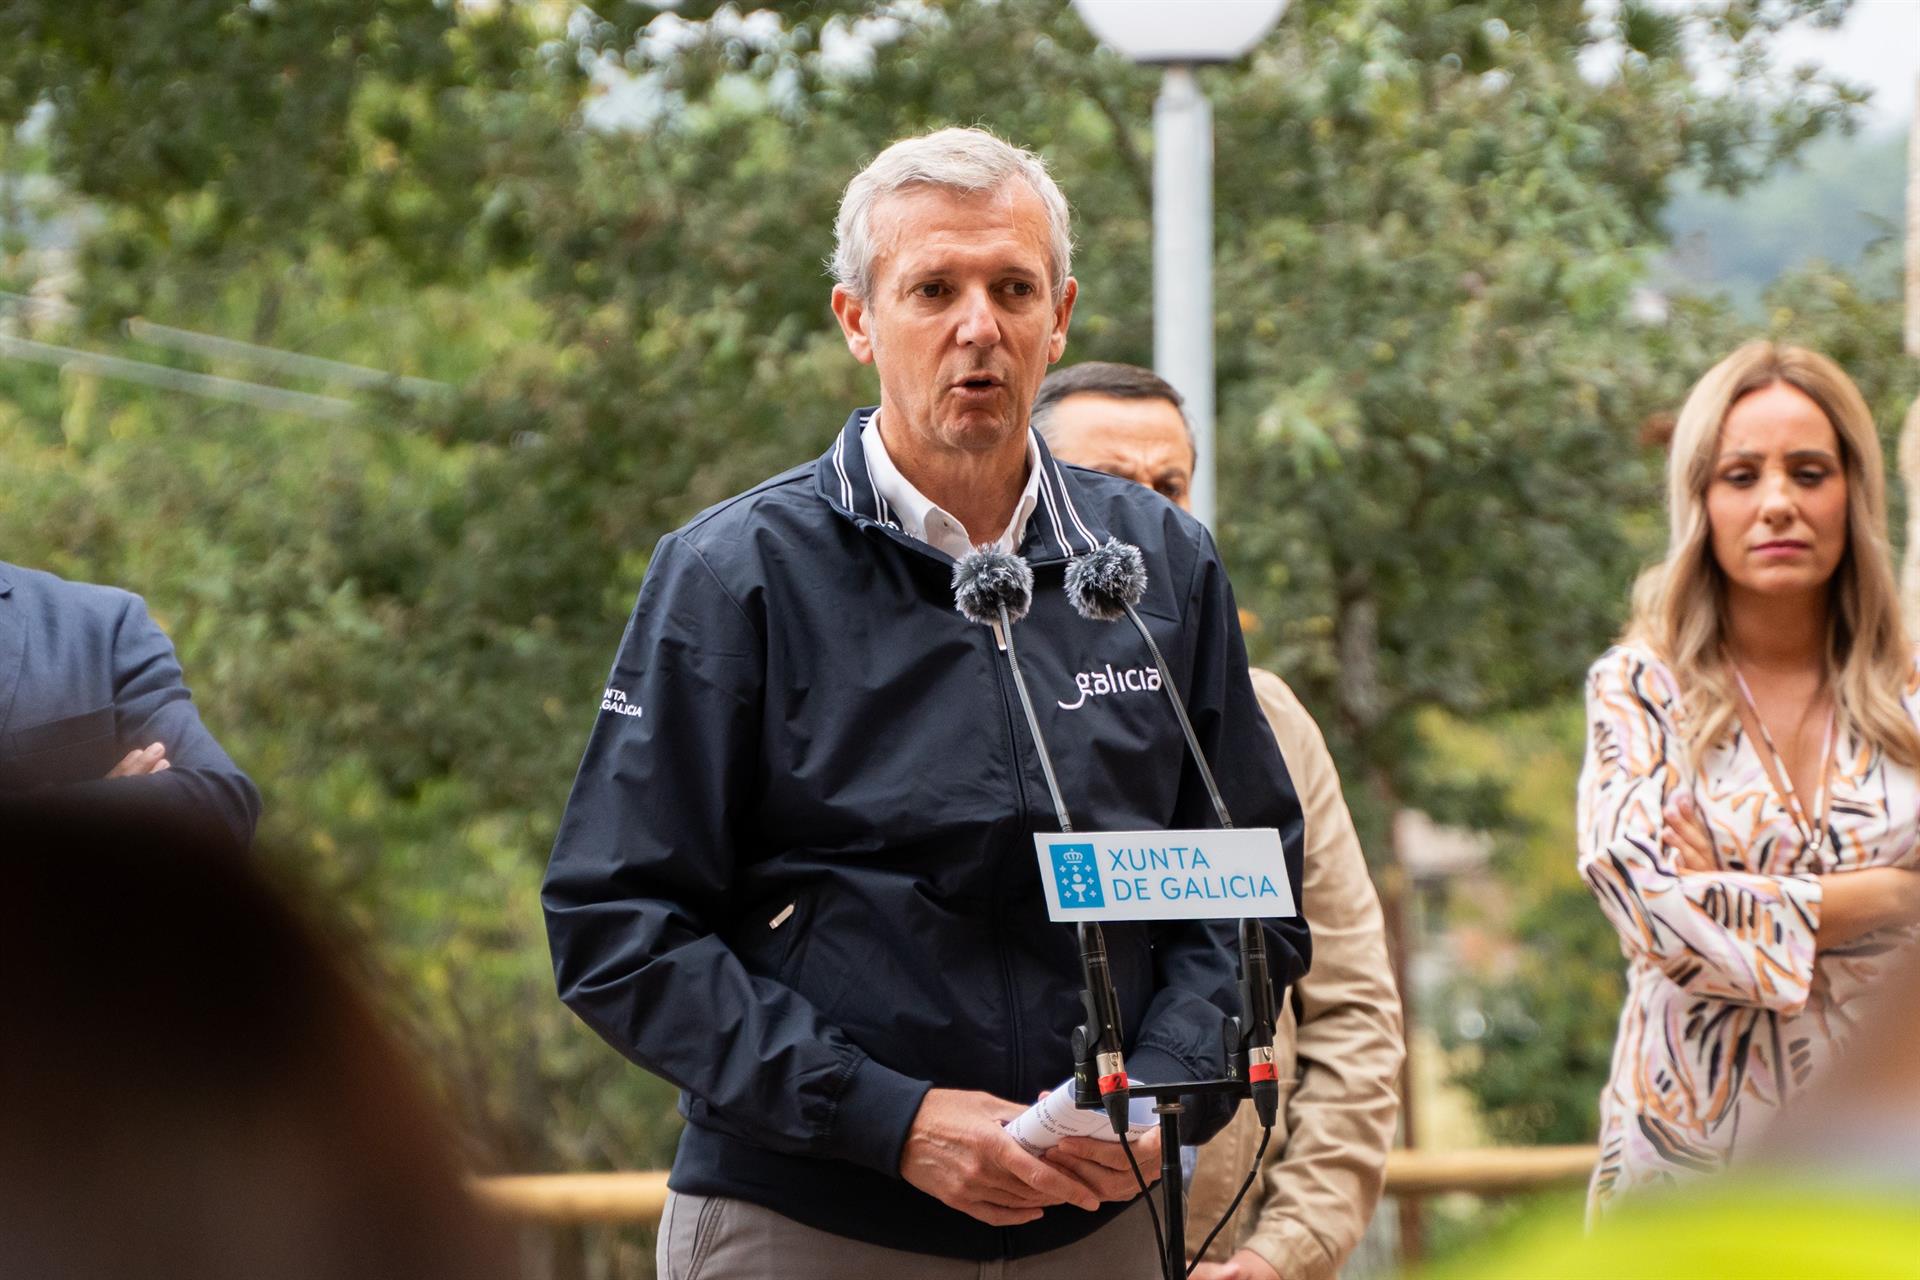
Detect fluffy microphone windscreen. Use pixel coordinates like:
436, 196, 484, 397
952, 548, 1035, 626
1064, 538, 1148, 622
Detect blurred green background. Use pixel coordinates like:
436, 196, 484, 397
2, 1, 1912, 1275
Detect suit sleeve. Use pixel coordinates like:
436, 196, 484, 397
104, 594, 261, 853
542, 534, 929, 1176
1126, 530, 1311, 1138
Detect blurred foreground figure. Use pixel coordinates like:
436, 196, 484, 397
0, 560, 259, 852
1035, 363, 1403, 1280
1419, 942, 1920, 1280
0, 796, 514, 1280
1752, 929, 1920, 1187
1578, 343, 1920, 1217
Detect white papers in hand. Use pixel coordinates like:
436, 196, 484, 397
1003, 1078, 1158, 1157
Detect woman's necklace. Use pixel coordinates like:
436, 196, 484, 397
1728, 658, 1835, 856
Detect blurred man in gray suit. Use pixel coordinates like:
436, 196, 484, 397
0, 561, 259, 852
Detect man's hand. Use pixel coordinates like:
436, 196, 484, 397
900, 1088, 1103, 1226
1190, 1249, 1282, 1280
1046, 1128, 1162, 1203
106, 743, 170, 778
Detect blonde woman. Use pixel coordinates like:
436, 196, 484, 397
1578, 342, 1920, 1216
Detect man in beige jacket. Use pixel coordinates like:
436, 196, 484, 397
1034, 363, 1405, 1280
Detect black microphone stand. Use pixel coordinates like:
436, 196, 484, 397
1072, 1048, 1255, 1280
955, 548, 1279, 1278
1058, 541, 1285, 1279
1071, 921, 1274, 1280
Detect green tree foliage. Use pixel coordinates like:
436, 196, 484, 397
1203, 0, 1860, 842
0, 3, 1886, 1267
1452, 882, 1628, 1145
1421, 703, 1627, 1147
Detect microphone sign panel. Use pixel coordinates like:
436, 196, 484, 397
1034, 829, 1297, 922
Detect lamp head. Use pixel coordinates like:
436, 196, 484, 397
1070, 0, 1288, 64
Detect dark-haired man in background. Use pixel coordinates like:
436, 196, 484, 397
1035, 363, 1403, 1280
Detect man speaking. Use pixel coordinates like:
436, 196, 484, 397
543, 128, 1308, 1278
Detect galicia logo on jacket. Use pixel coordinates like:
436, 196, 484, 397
1057, 662, 1161, 711
600, 687, 644, 718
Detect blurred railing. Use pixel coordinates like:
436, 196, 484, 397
473, 1146, 1597, 1225
476, 1172, 671, 1225
1385, 1144, 1595, 1197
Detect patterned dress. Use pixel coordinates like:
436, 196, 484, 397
1578, 644, 1920, 1215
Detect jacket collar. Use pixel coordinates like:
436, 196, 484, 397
814, 408, 1113, 566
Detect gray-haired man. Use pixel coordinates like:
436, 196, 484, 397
544, 130, 1308, 1278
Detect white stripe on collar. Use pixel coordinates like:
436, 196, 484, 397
1034, 457, 1078, 560
832, 429, 855, 512
1050, 458, 1100, 553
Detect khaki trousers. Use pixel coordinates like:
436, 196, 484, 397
656, 1190, 1161, 1279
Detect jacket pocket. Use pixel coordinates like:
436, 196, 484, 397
6, 704, 115, 756
659, 1192, 727, 1280
0, 705, 121, 790
738, 893, 813, 985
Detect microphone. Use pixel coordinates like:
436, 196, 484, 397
953, 548, 1131, 1135
1066, 537, 1280, 1128
1078, 913, 1131, 1136
951, 549, 1063, 828
953, 547, 1036, 627
1235, 919, 1280, 1127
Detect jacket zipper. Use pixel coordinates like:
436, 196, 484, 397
864, 514, 1064, 1251
984, 622, 1032, 1257
982, 621, 1030, 1103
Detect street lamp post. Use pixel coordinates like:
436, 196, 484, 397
1070, 0, 1288, 531
1152, 66, 1216, 527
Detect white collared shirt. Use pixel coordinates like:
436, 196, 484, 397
861, 410, 1041, 561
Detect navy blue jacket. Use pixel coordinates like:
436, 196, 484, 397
543, 411, 1308, 1259
0, 561, 260, 853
